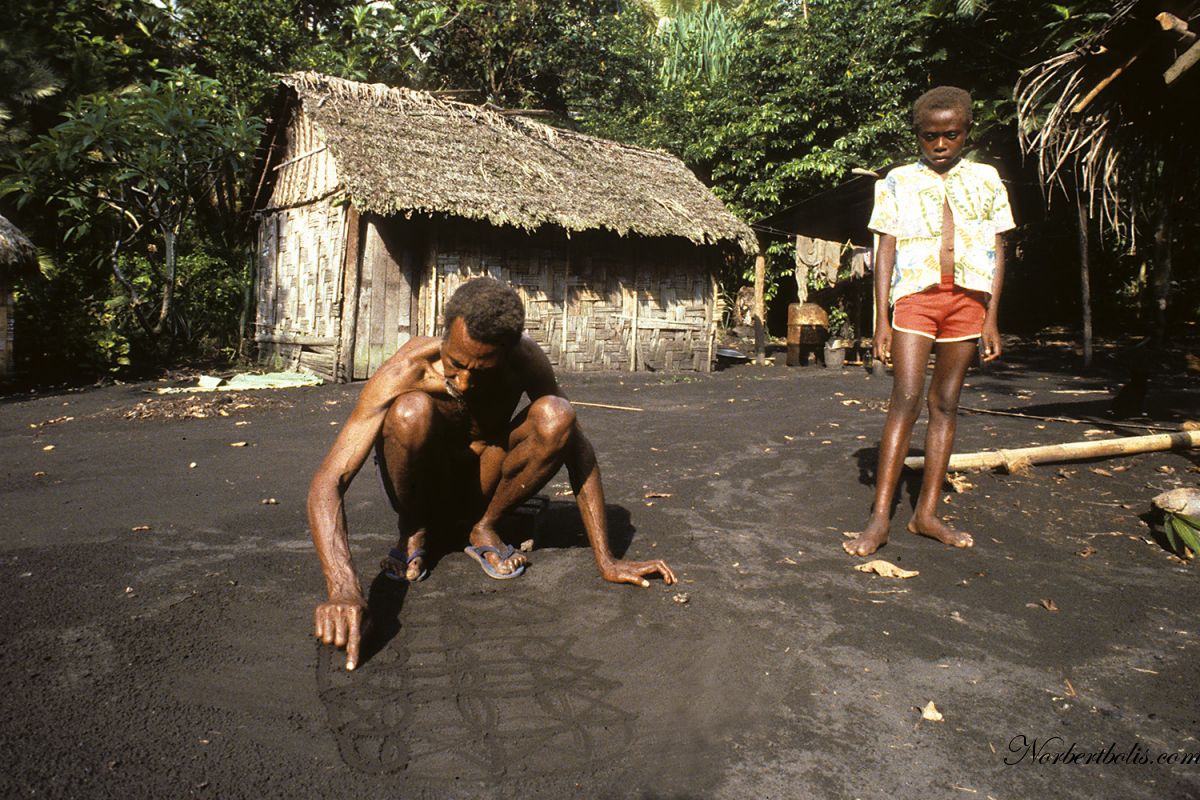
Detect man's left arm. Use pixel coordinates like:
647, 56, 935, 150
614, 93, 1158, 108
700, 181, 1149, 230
519, 336, 677, 587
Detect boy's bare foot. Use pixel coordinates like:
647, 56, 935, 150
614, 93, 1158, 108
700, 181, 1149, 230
468, 522, 529, 574
906, 515, 974, 548
843, 517, 891, 557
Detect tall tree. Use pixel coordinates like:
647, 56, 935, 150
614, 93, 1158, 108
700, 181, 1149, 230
6, 67, 262, 341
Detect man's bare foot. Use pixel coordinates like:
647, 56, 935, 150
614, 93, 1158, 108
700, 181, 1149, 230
906, 515, 974, 548
468, 522, 529, 574
382, 529, 428, 581
843, 517, 890, 557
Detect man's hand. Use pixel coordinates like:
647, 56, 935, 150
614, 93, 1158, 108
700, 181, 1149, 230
981, 322, 1002, 362
600, 558, 677, 588
873, 320, 893, 363
314, 595, 366, 671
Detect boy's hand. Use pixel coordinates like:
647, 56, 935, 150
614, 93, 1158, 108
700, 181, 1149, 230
873, 321, 893, 363
981, 322, 1002, 361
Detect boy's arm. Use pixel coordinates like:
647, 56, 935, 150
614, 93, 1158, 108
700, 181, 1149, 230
873, 234, 897, 363
981, 233, 1006, 361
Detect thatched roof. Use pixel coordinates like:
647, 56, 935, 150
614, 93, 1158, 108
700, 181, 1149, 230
1016, 1, 1200, 229
0, 214, 36, 270
275, 72, 756, 254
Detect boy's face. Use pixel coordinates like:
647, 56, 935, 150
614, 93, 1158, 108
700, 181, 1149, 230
916, 107, 970, 173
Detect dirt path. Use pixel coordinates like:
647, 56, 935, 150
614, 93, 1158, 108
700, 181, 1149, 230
2, 345, 1198, 798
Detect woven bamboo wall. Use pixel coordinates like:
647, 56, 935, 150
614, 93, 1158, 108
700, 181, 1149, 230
253, 198, 348, 380
415, 219, 717, 373
0, 283, 12, 379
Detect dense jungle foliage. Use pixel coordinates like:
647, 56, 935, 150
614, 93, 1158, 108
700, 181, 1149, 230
0, 0, 1194, 381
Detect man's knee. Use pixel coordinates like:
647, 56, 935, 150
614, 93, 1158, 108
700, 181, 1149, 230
528, 395, 576, 451
382, 392, 436, 443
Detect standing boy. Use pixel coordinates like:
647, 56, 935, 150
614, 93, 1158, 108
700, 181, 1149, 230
843, 86, 1015, 557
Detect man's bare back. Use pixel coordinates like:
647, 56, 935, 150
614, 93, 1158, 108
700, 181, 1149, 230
309, 279, 676, 670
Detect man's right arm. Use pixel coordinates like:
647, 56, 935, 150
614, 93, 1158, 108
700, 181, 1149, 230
308, 356, 422, 670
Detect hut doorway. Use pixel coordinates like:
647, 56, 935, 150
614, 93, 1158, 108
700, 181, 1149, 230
349, 216, 418, 379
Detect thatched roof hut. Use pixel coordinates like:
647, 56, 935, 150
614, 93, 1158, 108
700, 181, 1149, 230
253, 72, 755, 379
0, 214, 35, 378
0, 214, 37, 271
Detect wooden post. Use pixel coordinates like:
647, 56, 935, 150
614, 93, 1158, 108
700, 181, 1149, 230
337, 206, 362, 382
629, 270, 639, 372
561, 244, 570, 361
1151, 201, 1172, 348
753, 252, 766, 365
1077, 192, 1092, 367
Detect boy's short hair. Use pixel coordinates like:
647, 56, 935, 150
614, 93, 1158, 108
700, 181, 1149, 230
443, 277, 525, 347
913, 86, 973, 128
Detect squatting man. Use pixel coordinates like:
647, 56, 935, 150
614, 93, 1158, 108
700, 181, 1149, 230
310, 278, 677, 670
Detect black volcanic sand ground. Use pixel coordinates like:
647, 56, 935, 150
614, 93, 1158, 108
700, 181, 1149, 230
2, 340, 1199, 799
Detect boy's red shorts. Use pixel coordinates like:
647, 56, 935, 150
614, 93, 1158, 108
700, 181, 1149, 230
892, 285, 987, 343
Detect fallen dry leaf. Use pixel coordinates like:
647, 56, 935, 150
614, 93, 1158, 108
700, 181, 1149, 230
644, 491, 672, 499
672, 593, 690, 605
854, 560, 919, 579
42, 445, 55, 451
1064, 678, 1077, 698
947, 473, 976, 493
1090, 467, 1112, 477
1076, 546, 1097, 558
840, 399, 862, 406
921, 701, 944, 722
1039, 598, 1059, 612
1157, 465, 1175, 475
260, 498, 278, 505
230, 441, 248, 448
131, 525, 151, 532
519, 539, 535, 552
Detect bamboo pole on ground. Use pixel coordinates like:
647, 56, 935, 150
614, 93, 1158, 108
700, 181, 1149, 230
904, 430, 1200, 473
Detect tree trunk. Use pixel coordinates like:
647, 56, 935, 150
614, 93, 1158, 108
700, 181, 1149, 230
1077, 193, 1092, 367
154, 227, 177, 337
237, 252, 256, 359
1151, 201, 1172, 347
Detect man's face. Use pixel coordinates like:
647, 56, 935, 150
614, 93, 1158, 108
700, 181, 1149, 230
916, 107, 970, 173
440, 317, 505, 399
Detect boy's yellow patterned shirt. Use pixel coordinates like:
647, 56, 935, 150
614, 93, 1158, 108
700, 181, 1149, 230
868, 158, 1015, 306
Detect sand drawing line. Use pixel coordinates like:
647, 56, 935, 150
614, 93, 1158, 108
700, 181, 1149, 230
316, 592, 637, 782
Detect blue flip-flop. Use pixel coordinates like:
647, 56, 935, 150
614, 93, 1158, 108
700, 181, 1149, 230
463, 544, 526, 580
381, 547, 428, 582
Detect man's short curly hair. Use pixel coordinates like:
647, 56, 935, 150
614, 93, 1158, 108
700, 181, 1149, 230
443, 278, 525, 347
913, 86, 973, 129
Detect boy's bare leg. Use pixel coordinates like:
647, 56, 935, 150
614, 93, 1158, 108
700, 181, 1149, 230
844, 332, 935, 556
907, 339, 976, 548
468, 395, 577, 574
378, 392, 437, 580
